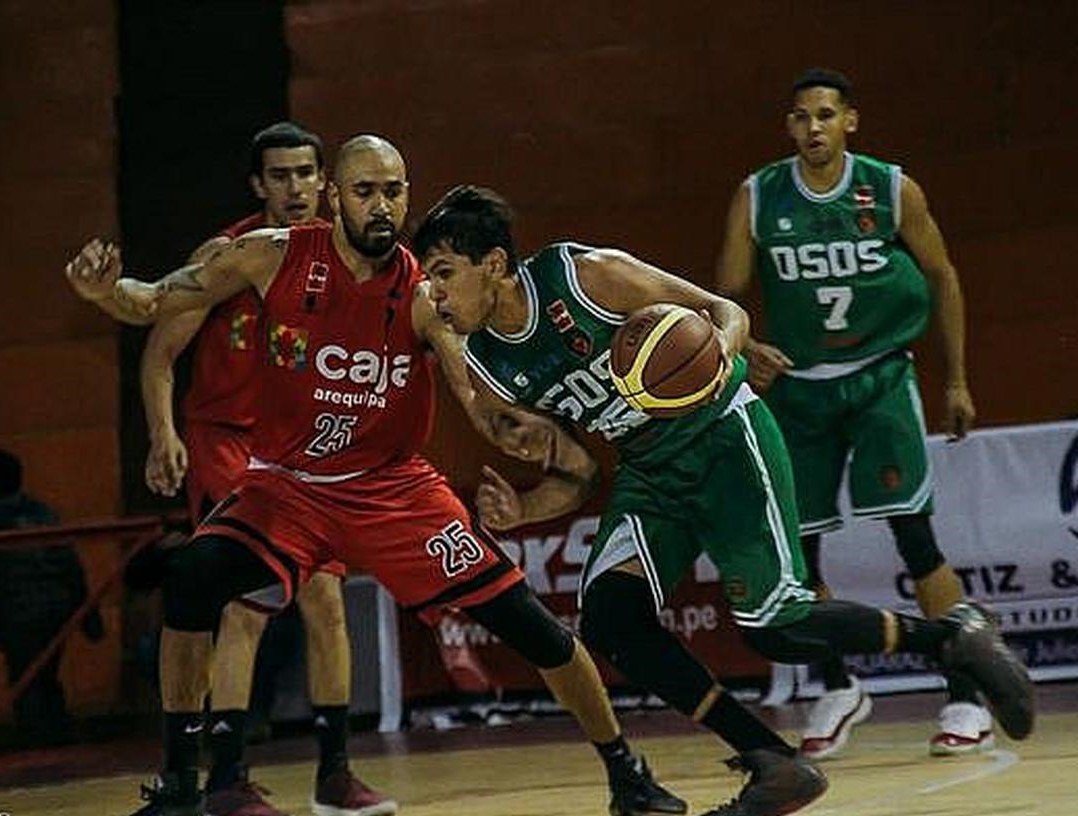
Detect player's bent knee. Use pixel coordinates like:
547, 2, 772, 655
465, 582, 574, 669
580, 569, 658, 658
162, 544, 228, 631
163, 534, 282, 633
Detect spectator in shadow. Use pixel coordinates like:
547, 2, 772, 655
0, 448, 104, 748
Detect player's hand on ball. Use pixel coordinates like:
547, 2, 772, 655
65, 238, 123, 302
477, 465, 524, 531
745, 340, 793, 393
610, 303, 727, 417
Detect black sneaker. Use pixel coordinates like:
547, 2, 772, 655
128, 773, 205, 816
939, 601, 1035, 740
701, 749, 827, 816
608, 753, 687, 816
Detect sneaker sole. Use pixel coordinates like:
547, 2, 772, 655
311, 799, 398, 816
800, 690, 873, 761
775, 765, 829, 816
929, 733, 996, 757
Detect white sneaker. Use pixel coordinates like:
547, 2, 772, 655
799, 677, 873, 760
930, 702, 995, 756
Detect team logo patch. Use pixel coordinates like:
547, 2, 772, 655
854, 185, 876, 208
229, 311, 257, 350
267, 323, 309, 370
564, 327, 594, 358
880, 465, 903, 491
854, 184, 877, 233
513, 372, 530, 388
305, 261, 329, 293
725, 576, 748, 602
546, 298, 576, 332
777, 217, 793, 231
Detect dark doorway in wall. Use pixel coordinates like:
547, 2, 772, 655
116, 0, 289, 514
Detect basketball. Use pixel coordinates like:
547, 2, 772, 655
609, 303, 726, 418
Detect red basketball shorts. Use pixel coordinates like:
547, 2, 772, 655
183, 421, 252, 522
184, 421, 345, 578
194, 454, 523, 622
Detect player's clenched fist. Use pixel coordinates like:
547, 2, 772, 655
65, 238, 121, 302
65, 238, 162, 319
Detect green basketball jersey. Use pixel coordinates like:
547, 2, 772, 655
464, 242, 747, 450
750, 152, 930, 370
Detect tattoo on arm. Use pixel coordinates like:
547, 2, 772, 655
160, 264, 205, 293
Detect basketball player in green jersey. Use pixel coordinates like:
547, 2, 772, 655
414, 185, 1033, 816
715, 68, 985, 759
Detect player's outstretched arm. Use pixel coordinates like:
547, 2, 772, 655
65, 229, 287, 325
898, 174, 975, 439
140, 235, 231, 496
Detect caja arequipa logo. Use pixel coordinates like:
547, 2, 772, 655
1061, 433, 1078, 540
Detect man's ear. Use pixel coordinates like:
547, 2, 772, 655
844, 106, 860, 135
785, 111, 798, 140
486, 246, 510, 279
250, 173, 267, 201
327, 181, 340, 216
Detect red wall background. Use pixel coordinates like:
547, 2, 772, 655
0, 0, 120, 521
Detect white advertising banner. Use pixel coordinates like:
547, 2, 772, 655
379, 420, 1078, 722
815, 420, 1078, 688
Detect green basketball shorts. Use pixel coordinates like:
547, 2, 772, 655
582, 387, 815, 628
765, 352, 933, 535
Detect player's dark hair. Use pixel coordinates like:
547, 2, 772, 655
413, 185, 519, 272
792, 68, 854, 104
249, 121, 324, 177
0, 449, 23, 497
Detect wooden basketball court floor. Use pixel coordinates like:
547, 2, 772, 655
2, 683, 1075, 815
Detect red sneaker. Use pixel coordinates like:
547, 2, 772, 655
312, 768, 397, 816
205, 773, 288, 816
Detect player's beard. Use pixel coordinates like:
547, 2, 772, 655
342, 214, 398, 259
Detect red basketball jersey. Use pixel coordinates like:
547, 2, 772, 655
183, 213, 329, 428
183, 213, 267, 428
252, 223, 436, 477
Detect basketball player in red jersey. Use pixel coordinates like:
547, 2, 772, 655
66, 135, 685, 816
137, 122, 391, 816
